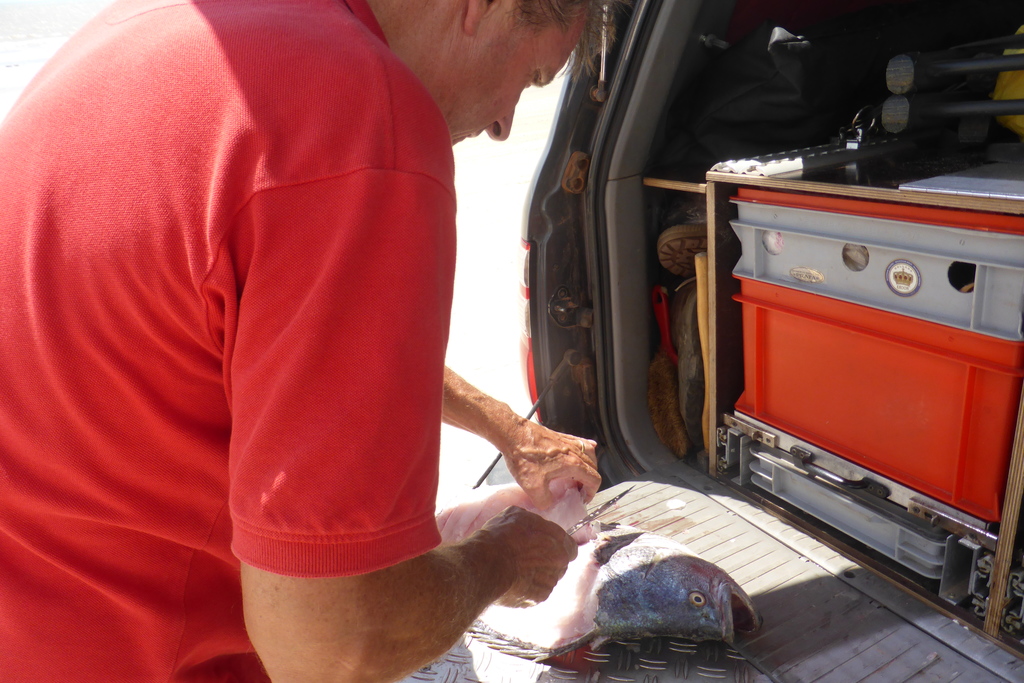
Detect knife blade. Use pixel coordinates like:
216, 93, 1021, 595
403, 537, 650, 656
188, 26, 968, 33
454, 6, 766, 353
565, 485, 635, 535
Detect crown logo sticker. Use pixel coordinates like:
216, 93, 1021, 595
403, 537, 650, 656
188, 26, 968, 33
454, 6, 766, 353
886, 259, 921, 297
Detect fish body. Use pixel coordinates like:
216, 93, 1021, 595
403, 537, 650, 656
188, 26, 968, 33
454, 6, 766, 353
436, 479, 596, 545
437, 484, 762, 660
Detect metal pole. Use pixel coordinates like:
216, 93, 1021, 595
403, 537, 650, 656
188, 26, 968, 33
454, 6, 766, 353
471, 349, 580, 488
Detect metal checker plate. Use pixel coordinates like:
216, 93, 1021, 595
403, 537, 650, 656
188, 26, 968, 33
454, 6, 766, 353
400, 635, 767, 683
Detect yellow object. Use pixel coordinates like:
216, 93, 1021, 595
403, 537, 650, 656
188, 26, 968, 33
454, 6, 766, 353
993, 25, 1024, 141
694, 252, 710, 453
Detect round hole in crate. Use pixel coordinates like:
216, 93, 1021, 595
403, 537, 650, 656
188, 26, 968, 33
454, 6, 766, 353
948, 261, 976, 293
841, 243, 869, 272
762, 231, 784, 256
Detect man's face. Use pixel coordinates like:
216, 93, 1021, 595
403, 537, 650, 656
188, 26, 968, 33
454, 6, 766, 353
448, 12, 585, 145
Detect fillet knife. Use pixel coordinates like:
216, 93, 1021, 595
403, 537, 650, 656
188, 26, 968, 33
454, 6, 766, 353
566, 486, 635, 535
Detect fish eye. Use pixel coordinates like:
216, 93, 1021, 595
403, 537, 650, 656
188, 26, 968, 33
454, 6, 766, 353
689, 591, 706, 607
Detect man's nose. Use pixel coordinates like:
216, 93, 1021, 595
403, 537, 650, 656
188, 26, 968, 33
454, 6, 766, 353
486, 112, 515, 141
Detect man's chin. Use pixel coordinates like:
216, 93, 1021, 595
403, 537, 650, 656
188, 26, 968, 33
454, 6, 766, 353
451, 130, 485, 146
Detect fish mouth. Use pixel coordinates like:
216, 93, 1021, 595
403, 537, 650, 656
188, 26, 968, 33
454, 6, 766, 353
715, 581, 763, 642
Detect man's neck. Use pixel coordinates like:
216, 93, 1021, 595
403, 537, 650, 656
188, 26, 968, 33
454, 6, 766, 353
364, 0, 462, 138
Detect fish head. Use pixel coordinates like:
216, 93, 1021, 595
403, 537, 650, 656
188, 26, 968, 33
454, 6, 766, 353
711, 568, 763, 642
648, 554, 762, 643
594, 549, 762, 644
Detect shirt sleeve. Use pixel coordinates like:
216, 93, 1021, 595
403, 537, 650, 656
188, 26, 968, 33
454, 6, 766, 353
225, 167, 456, 578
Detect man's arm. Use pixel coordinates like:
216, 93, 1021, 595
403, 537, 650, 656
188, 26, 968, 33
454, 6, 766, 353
442, 366, 600, 508
242, 507, 576, 683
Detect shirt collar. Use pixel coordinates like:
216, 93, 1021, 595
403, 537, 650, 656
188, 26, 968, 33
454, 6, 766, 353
337, 0, 387, 44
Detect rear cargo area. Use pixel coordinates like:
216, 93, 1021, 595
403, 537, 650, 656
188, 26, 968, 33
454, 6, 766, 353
594, 0, 1024, 495
410, 476, 1024, 681
581, 0, 1024, 672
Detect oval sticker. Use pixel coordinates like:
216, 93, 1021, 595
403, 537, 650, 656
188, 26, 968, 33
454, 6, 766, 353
790, 267, 825, 284
886, 259, 921, 297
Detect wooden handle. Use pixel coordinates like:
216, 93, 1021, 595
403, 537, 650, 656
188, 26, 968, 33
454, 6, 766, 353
985, 381, 1024, 636
694, 252, 710, 451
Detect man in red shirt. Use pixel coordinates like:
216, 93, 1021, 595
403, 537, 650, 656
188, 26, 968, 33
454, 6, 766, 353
0, 0, 611, 680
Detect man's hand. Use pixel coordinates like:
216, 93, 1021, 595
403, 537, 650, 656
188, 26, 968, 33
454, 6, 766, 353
478, 506, 578, 607
241, 506, 577, 683
442, 367, 601, 510
499, 420, 599, 509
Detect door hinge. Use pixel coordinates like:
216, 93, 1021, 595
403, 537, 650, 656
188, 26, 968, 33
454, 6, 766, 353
561, 151, 590, 194
548, 286, 593, 328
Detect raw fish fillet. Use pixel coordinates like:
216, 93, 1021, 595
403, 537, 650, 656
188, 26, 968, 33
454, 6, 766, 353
436, 483, 762, 660
437, 478, 597, 545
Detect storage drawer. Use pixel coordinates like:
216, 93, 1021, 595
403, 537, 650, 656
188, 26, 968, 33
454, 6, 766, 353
730, 189, 1024, 340
745, 441, 953, 580
733, 277, 1024, 521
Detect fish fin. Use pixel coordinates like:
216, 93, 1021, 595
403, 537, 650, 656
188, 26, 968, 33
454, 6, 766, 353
468, 624, 556, 661
594, 530, 644, 565
469, 623, 597, 662
546, 631, 598, 658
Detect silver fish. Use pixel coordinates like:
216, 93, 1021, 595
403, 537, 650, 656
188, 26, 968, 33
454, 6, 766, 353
469, 522, 762, 660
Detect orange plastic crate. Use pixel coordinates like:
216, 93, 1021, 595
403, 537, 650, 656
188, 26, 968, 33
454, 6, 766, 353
734, 277, 1024, 522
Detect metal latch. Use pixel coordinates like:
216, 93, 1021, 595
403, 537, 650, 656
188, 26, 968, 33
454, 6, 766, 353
722, 414, 777, 448
571, 354, 597, 406
548, 286, 593, 328
908, 498, 998, 551
836, 105, 882, 149
561, 151, 590, 194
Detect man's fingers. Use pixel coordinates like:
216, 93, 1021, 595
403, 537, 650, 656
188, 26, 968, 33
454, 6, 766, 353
578, 437, 598, 468
510, 563, 565, 607
561, 531, 578, 561
482, 507, 580, 608
530, 488, 554, 510
557, 466, 600, 504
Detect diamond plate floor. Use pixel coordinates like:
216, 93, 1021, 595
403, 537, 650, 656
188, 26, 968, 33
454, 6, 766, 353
401, 635, 769, 683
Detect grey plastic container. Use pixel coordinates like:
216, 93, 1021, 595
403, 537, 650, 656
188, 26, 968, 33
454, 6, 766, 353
731, 200, 1024, 340
747, 446, 949, 579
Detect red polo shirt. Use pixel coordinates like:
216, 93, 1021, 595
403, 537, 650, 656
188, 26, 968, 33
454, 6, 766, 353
0, 0, 455, 679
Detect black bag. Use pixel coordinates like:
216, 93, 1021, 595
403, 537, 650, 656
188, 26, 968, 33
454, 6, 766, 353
653, 0, 1024, 172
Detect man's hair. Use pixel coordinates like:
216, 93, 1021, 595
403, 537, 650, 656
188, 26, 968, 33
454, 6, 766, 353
513, 0, 631, 76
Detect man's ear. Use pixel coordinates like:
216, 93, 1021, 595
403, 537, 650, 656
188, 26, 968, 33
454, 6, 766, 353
463, 0, 500, 37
